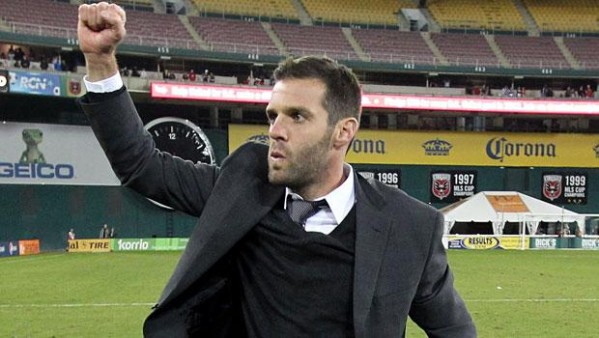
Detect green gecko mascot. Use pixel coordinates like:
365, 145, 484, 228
20, 129, 46, 164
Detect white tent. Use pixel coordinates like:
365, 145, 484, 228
440, 191, 585, 235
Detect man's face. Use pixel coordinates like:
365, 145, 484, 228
265, 78, 334, 190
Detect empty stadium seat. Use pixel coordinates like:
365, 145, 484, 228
190, 0, 298, 21
351, 30, 437, 64
301, 0, 412, 26
431, 32, 500, 67
563, 37, 599, 69
271, 23, 358, 60
427, 0, 527, 32
495, 35, 569, 69
188, 16, 280, 55
523, 0, 599, 34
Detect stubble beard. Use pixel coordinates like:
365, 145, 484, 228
268, 131, 332, 190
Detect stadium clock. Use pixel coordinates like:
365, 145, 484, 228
143, 117, 216, 209
144, 117, 216, 165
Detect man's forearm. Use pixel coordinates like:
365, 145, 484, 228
85, 54, 119, 82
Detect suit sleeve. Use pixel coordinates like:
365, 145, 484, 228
78, 88, 218, 217
409, 212, 477, 337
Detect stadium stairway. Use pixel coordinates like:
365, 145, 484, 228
178, 16, 210, 51
151, 0, 166, 14
421, 32, 448, 65
513, 0, 539, 36
484, 35, 511, 68
554, 36, 582, 69
342, 28, 369, 62
291, 0, 312, 25
261, 22, 288, 55
418, 7, 441, 33
0, 17, 9, 31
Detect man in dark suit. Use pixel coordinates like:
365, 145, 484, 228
77, 3, 476, 337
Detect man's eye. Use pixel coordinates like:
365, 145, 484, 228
291, 113, 304, 121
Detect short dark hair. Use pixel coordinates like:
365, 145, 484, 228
273, 56, 362, 126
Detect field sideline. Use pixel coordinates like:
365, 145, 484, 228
0, 250, 597, 337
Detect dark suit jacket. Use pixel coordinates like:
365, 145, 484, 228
80, 89, 476, 338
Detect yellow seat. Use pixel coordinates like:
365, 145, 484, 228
523, 0, 599, 33
428, 0, 527, 31
191, 0, 298, 20
302, 0, 415, 26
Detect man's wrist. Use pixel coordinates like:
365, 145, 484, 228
84, 71, 123, 93
84, 53, 119, 82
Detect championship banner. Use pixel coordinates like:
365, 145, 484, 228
0, 122, 120, 185
228, 124, 599, 168
67, 239, 111, 253
430, 170, 477, 203
0, 69, 9, 93
0, 241, 20, 257
358, 168, 401, 188
18, 239, 40, 256
8, 70, 61, 96
541, 172, 588, 205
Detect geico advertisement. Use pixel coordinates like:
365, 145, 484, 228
68, 239, 111, 252
0, 122, 120, 185
228, 124, 599, 168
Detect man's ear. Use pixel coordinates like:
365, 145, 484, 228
333, 117, 359, 149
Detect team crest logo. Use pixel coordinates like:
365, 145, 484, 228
422, 139, 452, 156
68, 78, 82, 96
432, 173, 451, 199
594, 144, 599, 158
543, 175, 562, 201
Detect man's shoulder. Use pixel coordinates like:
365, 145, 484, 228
359, 174, 438, 217
221, 141, 269, 178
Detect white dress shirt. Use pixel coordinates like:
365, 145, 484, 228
285, 164, 356, 235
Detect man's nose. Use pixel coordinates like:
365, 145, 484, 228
269, 116, 287, 141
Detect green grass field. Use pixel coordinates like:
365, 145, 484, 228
1, 250, 597, 337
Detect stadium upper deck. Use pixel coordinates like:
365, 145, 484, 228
0, 0, 598, 72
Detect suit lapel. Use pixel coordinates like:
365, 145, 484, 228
353, 175, 393, 330
158, 143, 285, 307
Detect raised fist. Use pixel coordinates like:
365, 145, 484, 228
78, 2, 126, 57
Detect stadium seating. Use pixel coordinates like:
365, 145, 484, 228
188, 16, 280, 55
271, 23, 358, 60
85, 0, 154, 12
123, 10, 198, 49
523, 0, 599, 34
300, 0, 413, 26
563, 37, 599, 69
427, 0, 527, 32
190, 0, 298, 21
495, 35, 569, 69
431, 32, 499, 67
0, 0, 77, 38
351, 30, 437, 64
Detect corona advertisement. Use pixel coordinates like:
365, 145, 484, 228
228, 125, 599, 168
